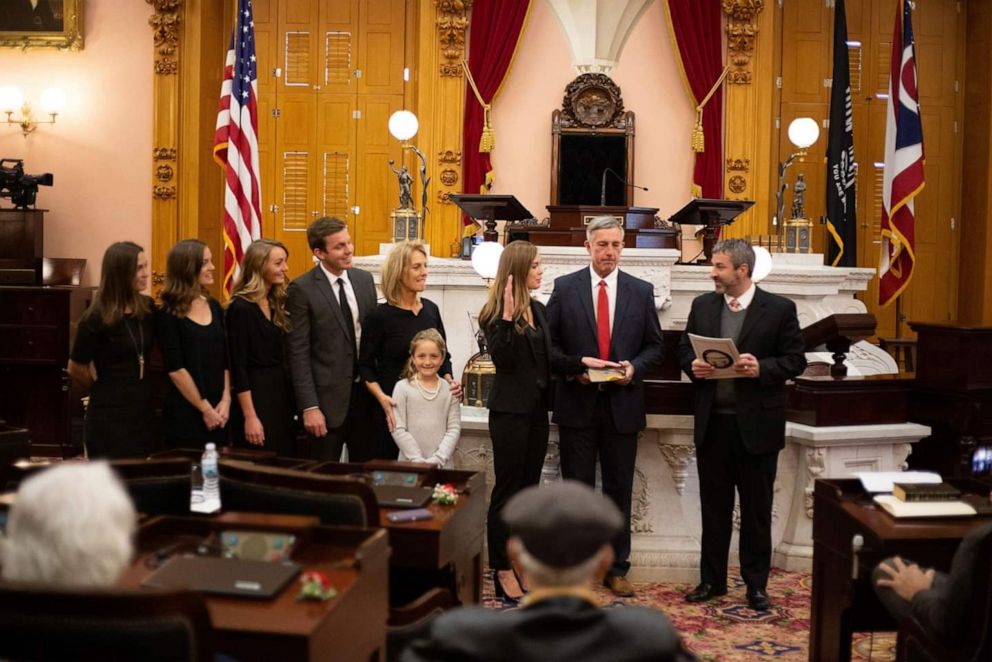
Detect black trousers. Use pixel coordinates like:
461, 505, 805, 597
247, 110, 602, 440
558, 392, 637, 577
696, 413, 779, 591
487, 405, 550, 570
308, 382, 378, 462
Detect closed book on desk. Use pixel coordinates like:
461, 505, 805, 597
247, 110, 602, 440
893, 482, 961, 502
874, 494, 976, 518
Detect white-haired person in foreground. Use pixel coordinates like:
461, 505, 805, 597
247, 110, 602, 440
401, 480, 697, 662
1, 462, 137, 588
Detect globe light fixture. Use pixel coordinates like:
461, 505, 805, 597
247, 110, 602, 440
751, 245, 773, 282
787, 117, 820, 150
775, 116, 821, 235
388, 110, 419, 142
470, 241, 503, 281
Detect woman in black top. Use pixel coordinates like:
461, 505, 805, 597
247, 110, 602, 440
478, 241, 606, 600
359, 240, 460, 459
226, 239, 295, 456
68, 242, 155, 459
156, 239, 230, 448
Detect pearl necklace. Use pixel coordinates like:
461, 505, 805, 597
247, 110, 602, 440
414, 376, 441, 401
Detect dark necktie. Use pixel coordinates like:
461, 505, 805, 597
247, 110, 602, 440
337, 278, 358, 375
597, 280, 611, 360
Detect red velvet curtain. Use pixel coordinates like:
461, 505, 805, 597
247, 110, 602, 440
665, 1, 724, 199
461, 0, 530, 227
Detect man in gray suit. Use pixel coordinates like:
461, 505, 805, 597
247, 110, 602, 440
287, 217, 377, 461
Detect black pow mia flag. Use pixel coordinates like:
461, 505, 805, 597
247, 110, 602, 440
826, 0, 858, 267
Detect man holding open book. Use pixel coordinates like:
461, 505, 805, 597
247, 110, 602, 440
678, 239, 806, 611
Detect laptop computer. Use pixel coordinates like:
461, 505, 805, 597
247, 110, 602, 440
141, 554, 301, 599
372, 484, 433, 509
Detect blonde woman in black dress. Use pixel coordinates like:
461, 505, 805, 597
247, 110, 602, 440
68, 242, 155, 459
227, 239, 296, 456
157, 239, 231, 448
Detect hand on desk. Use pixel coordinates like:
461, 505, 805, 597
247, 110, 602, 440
875, 556, 935, 602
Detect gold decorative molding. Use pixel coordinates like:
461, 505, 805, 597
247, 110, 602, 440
436, 0, 471, 77
726, 158, 751, 172
152, 147, 177, 160
437, 190, 453, 205
147, 0, 183, 76
438, 150, 462, 165
439, 168, 458, 187
728, 175, 747, 194
156, 164, 174, 182
722, 0, 764, 85
153, 186, 177, 200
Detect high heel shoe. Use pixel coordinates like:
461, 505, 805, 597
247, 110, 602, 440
513, 566, 531, 594
492, 571, 524, 602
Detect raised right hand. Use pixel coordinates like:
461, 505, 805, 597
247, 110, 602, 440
501, 274, 515, 321
303, 408, 328, 438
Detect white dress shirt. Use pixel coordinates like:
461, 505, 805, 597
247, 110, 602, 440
590, 265, 619, 330
724, 282, 756, 311
319, 262, 362, 347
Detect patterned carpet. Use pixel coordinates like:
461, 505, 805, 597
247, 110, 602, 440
482, 567, 897, 661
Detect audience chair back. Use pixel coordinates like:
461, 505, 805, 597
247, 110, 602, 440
386, 587, 455, 662
0, 583, 213, 661
897, 527, 992, 662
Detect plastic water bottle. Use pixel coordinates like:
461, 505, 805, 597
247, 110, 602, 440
200, 442, 221, 512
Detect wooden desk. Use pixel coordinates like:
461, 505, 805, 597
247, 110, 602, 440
119, 514, 389, 662
310, 461, 487, 605
810, 478, 992, 662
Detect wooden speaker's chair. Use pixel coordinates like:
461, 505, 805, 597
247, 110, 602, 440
386, 587, 456, 662
0, 583, 213, 661
896, 528, 992, 662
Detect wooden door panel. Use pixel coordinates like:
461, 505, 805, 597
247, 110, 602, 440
357, 0, 406, 96
322, 0, 358, 94
354, 95, 405, 254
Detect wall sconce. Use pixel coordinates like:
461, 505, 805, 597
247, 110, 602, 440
0, 87, 65, 136
774, 117, 820, 235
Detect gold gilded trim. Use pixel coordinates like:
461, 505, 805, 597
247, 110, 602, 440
147, 0, 183, 76
722, 0, 765, 85
436, 0, 472, 77
0, 0, 84, 51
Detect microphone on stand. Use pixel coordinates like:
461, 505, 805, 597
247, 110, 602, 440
599, 167, 649, 206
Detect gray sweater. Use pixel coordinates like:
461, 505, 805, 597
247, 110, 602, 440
391, 378, 461, 467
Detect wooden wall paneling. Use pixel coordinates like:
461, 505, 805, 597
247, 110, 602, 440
356, 95, 405, 253
779, 0, 831, 106
723, 0, 775, 237
253, 0, 279, 242
416, 0, 469, 259
178, 0, 228, 300
959, 0, 992, 324
148, 0, 185, 299
358, 0, 406, 96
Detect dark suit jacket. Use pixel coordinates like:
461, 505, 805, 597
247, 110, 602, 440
485, 300, 577, 414
910, 521, 992, 642
546, 268, 663, 434
286, 266, 376, 428
677, 287, 806, 453
400, 596, 694, 662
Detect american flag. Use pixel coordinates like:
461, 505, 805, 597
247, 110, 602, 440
878, 0, 924, 307
213, 0, 262, 297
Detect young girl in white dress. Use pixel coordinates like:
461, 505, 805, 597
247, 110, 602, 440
391, 329, 461, 468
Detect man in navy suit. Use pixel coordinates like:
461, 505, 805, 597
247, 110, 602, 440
678, 239, 806, 611
547, 216, 663, 597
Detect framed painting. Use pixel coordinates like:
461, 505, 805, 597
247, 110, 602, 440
0, 0, 84, 51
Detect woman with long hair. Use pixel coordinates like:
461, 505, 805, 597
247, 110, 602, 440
68, 241, 155, 458
478, 240, 608, 601
226, 239, 296, 456
156, 239, 230, 447
359, 240, 461, 459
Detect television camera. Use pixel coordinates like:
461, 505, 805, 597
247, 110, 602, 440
0, 159, 53, 209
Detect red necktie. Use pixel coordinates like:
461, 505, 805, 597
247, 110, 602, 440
597, 280, 611, 360
729, 298, 741, 311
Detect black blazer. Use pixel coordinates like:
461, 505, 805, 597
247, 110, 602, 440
485, 300, 570, 414
546, 268, 664, 434
400, 595, 694, 662
677, 287, 806, 454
